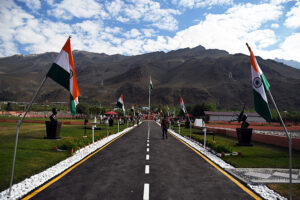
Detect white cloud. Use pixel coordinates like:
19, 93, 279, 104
279, 33, 300, 60
17, 0, 41, 10
114, 0, 180, 31
151, 3, 283, 54
48, 0, 107, 20
174, 0, 233, 8
116, 16, 130, 22
106, 0, 124, 17
0, 0, 34, 56
268, 0, 295, 5
124, 29, 141, 38
142, 29, 156, 37
284, 2, 300, 28
271, 23, 279, 28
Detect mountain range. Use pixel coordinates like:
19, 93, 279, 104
0, 45, 300, 111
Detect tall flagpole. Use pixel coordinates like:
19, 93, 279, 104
8, 76, 48, 196
267, 89, 293, 200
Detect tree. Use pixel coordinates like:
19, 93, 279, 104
89, 106, 101, 115
76, 103, 89, 115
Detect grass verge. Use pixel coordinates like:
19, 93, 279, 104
0, 120, 130, 192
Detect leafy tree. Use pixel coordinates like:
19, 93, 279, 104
89, 106, 101, 115
76, 103, 89, 115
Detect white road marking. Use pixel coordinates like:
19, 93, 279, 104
143, 183, 149, 200
147, 140, 149, 143
146, 154, 149, 160
147, 143, 149, 147
147, 148, 149, 152
145, 165, 150, 174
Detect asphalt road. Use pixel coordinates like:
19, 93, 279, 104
31, 121, 255, 200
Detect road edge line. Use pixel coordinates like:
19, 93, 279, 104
22, 126, 137, 200
169, 131, 262, 200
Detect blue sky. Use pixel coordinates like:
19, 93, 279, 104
1, 0, 300, 62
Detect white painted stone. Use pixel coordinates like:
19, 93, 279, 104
273, 172, 298, 179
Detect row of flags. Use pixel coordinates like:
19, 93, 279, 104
48, 37, 272, 122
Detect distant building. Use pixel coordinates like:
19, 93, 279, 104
204, 111, 266, 122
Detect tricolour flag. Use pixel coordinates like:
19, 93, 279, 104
180, 96, 186, 117
166, 105, 169, 116
246, 43, 272, 122
149, 75, 153, 93
117, 94, 125, 113
46, 37, 79, 115
131, 104, 135, 117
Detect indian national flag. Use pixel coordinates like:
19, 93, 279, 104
166, 105, 169, 116
180, 96, 186, 116
46, 37, 79, 115
149, 75, 153, 93
117, 94, 125, 113
131, 104, 135, 116
246, 43, 272, 122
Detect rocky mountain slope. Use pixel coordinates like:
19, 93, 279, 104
0, 46, 299, 111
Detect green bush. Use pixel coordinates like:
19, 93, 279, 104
191, 135, 232, 153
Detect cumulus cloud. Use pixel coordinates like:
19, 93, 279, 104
124, 29, 141, 38
284, 2, 300, 28
48, 0, 107, 20
111, 0, 181, 31
0, 0, 34, 56
151, 3, 283, 54
174, 0, 233, 8
271, 23, 279, 28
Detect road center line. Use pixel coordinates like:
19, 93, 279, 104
146, 148, 149, 152
147, 140, 149, 143
146, 154, 149, 160
143, 183, 150, 200
145, 165, 150, 174
147, 143, 149, 147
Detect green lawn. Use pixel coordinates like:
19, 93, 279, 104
176, 126, 300, 199
268, 184, 300, 200
0, 120, 129, 192
177, 126, 300, 168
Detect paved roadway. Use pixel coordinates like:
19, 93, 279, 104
31, 121, 256, 200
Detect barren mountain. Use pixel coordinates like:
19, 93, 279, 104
0, 46, 299, 111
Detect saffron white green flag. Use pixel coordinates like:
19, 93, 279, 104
180, 96, 186, 117
149, 75, 153, 93
46, 37, 80, 115
246, 43, 272, 122
117, 94, 125, 115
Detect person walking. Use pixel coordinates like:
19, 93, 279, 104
161, 115, 169, 139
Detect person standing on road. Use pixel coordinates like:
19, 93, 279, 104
161, 115, 169, 139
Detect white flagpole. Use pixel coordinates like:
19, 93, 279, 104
148, 78, 151, 139
187, 114, 192, 139
8, 76, 48, 196
267, 89, 293, 200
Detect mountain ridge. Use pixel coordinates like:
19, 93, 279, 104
0, 45, 299, 111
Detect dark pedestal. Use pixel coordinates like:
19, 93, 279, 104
45, 121, 62, 139
236, 128, 253, 146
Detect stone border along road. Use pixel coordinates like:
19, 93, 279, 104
0, 124, 139, 200
0, 121, 287, 200
27, 121, 259, 199
164, 123, 287, 200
